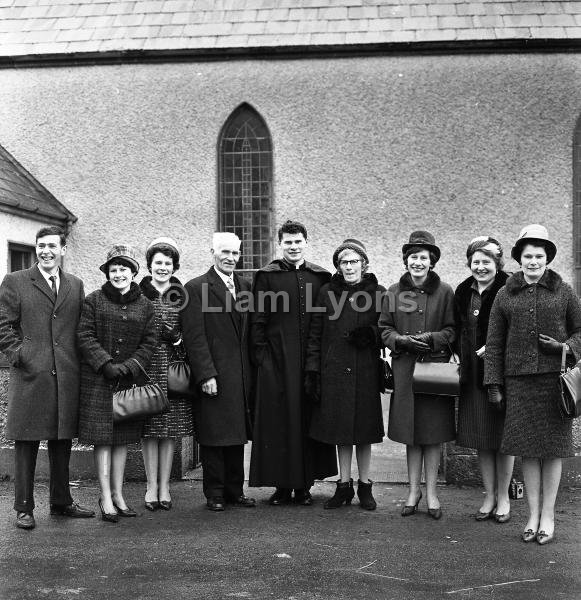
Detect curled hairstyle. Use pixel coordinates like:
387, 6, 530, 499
146, 244, 180, 272
36, 226, 66, 246
278, 220, 307, 242
403, 246, 438, 269
466, 236, 504, 270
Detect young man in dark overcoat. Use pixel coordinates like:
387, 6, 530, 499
249, 220, 337, 505
181, 232, 255, 511
0, 226, 94, 529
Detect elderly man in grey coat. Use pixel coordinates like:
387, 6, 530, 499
0, 226, 94, 529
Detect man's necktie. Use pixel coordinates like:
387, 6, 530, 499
226, 277, 236, 299
49, 275, 57, 300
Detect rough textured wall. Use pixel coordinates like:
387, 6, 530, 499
0, 53, 579, 292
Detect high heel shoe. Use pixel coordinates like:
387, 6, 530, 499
144, 500, 160, 512
536, 530, 555, 545
521, 529, 537, 543
401, 491, 422, 517
324, 480, 354, 509
427, 507, 443, 520
494, 511, 511, 524
474, 506, 496, 521
98, 498, 119, 523
112, 501, 137, 517
159, 500, 172, 511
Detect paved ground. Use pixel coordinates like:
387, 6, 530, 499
0, 480, 579, 600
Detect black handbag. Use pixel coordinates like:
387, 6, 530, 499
167, 343, 195, 399
559, 344, 581, 419
412, 343, 460, 397
112, 358, 169, 423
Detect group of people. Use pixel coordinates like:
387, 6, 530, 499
0, 220, 578, 548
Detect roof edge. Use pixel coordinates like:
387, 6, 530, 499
1, 37, 580, 68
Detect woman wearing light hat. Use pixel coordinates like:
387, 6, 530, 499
140, 237, 193, 511
379, 231, 456, 520
485, 225, 581, 544
306, 239, 385, 510
454, 237, 514, 522
78, 245, 156, 522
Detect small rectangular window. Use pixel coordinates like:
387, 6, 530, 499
8, 243, 35, 273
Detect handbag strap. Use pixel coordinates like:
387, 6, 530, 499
128, 357, 152, 382
417, 341, 458, 364
561, 344, 568, 374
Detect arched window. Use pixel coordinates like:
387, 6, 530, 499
218, 104, 273, 278
574, 117, 581, 294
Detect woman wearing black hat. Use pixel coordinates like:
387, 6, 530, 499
485, 225, 581, 545
379, 231, 456, 519
78, 245, 156, 522
454, 237, 513, 522
140, 237, 193, 512
306, 239, 385, 510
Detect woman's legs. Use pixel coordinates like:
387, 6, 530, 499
538, 458, 562, 536
110, 445, 129, 510
495, 453, 515, 517
522, 457, 542, 533
405, 445, 423, 506
141, 438, 159, 503
355, 444, 371, 483
477, 450, 497, 513
94, 445, 114, 513
337, 445, 353, 482
158, 438, 176, 502
423, 444, 441, 510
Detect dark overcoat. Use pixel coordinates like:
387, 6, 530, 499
0, 266, 84, 440
378, 271, 456, 445
77, 282, 156, 445
181, 267, 252, 447
249, 259, 337, 488
306, 273, 385, 445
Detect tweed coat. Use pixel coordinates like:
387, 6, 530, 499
77, 282, 156, 445
181, 267, 252, 447
0, 265, 84, 440
484, 269, 581, 385
249, 259, 337, 488
306, 273, 385, 445
379, 271, 456, 445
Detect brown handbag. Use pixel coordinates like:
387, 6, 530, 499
167, 343, 195, 399
113, 358, 169, 423
559, 344, 581, 419
412, 343, 460, 397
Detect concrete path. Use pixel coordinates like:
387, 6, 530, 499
0, 480, 579, 600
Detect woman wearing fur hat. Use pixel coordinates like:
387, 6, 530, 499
78, 245, 156, 522
140, 238, 193, 512
379, 231, 456, 520
454, 237, 513, 522
306, 239, 385, 510
485, 225, 581, 545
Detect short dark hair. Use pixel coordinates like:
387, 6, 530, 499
105, 258, 138, 279
278, 220, 307, 242
36, 226, 66, 246
146, 244, 180, 272
403, 246, 438, 268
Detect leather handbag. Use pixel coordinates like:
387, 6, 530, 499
167, 343, 195, 399
412, 343, 460, 397
113, 358, 169, 423
559, 344, 581, 419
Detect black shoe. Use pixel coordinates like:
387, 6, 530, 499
293, 489, 313, 506
207, 497, 225, 511
475, 507, 496, 521
144, 500, 160, 511
98, 499, 118, 523
16, 512, 35, 530
225, 495, 256, 507
357, 479, 377, 511
112, 501, 137, 517
159, 500, 172, 511
268, 488, 292, 506
401, 491, 422, 517
50, 502, 95, 518
427, 507, 443, 520
324, 480, 354, 509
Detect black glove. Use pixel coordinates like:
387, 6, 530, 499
102, 362, 125, 380
395, 334, 430, 354
161, 322, 181, 344
345, 326, 376, 349
411, 332, 433, 348
538, 334, 563, 355
487, 385, 505, 413
304, 371, 321, 404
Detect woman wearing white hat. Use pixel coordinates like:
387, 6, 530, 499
140, 237, 193, 511
485, 225, 581, 544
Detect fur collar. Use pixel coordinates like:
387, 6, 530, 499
505, 269, 562, 295
455, 271, 509, 314
398, 270, 440, 294
261, 259, 330, 274
101, 280, 142, 304
328, 272, 379, 293
139, 275, 181, 300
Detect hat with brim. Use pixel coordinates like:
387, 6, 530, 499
99, 244, 140, 274
402, 230, 441, 262
333, 238, 369, 268
510, 224, 556, 264
146, 236, 180, 258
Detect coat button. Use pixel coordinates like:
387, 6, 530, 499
530, 330, 535, 335
345, 367, 351, 374
54, 341, 59, 346
51, 369, 56, 375
528, 289, 534, 293
115, 350, 120, 355
121, 305, 127, 310
122, 316, 128, 321
53, 314, 57, 319
418, 309, 423, 314
118, 338, 124, 343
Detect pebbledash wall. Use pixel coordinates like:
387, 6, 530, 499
0, 50, 580, 482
